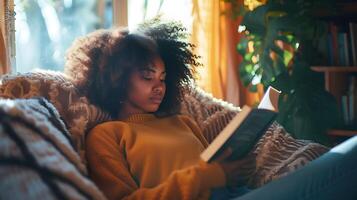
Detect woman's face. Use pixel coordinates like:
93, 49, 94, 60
120, 57, 166, 117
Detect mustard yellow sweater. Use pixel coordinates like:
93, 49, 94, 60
86, 114, 226, 200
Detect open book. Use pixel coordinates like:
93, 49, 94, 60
200, 86, 281, 162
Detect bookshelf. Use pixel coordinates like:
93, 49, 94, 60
311, 66, 357, 138
311, 1, 357, 140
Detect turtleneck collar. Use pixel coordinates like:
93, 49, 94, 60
124, 113, 157, 123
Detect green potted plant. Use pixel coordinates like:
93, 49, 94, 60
225, 0, 339, 145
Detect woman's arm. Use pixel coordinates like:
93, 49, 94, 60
85, 124, 226, 200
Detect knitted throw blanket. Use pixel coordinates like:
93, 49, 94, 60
0, 98, 106, 200
181, 86, 330, 187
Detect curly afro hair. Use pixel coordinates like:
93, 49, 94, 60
64, 18, 201, 118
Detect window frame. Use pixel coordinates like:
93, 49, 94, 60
2, 0, 16, 73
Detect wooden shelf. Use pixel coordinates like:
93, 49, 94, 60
316, 2, 357, 20
311, 66, 357, 73
327, 129, 357, 137
339, 2, 357, 15
311, 66, 356, 102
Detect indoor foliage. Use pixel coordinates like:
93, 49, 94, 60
225, 0, 340, 145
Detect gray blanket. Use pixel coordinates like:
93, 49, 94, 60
0, 98, 105, 200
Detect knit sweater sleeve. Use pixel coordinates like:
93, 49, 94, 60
86, 122, 226, 200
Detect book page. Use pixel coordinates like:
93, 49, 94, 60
258, 86, 281, 111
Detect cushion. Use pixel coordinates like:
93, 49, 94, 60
180, 86, 241, 143
0, 70, 111, 162
0, 97, 106, 200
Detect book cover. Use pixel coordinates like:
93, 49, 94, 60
200, 87, 280, 162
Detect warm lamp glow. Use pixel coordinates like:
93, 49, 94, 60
244, 0, 267, 11
238, 25, 246, 33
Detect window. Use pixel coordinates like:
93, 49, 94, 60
128, 0, 192, 32
14, 0, 193, 72
15, 0, 113, 72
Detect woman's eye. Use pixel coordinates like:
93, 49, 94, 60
143, 77, 152, 80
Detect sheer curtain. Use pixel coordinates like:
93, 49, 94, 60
191, 0, 263, 106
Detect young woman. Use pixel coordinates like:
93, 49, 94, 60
64, 20, 255, 200
65, 19, 357, 200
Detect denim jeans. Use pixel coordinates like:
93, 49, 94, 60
211, 136, 357, 200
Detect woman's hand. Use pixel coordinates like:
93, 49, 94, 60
213, 148, 256, 187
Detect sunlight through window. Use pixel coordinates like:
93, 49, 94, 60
128, 0, 192, 32
15, 0, 113, 72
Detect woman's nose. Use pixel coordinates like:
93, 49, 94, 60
153, 87, 161, 93
153, 82, 164, 94
153, 85, 163, 93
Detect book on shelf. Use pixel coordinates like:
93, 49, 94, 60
341, 76, 356, 127
349, 22, 357, 66
338, 32, 350, 66
329, 23, 339, 65
349, 94, 355, 125
322, 22, 357, 67
200, 86, 281, 162
316, 33, 330, 66
348, 76, 356, 125
342, 95, 349, 126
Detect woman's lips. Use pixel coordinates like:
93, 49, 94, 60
150, 97, 163, 104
